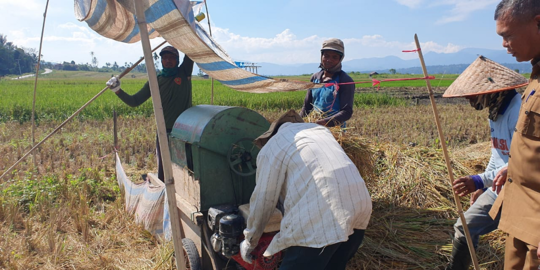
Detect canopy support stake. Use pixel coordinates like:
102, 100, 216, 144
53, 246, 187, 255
414, 34, 480, 270
31, 0, 50, 168
204, 0, 215, 105
133, 2, 187, 270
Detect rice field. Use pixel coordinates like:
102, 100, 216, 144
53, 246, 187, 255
0, 72, 408, 123
0, 72, 505, 269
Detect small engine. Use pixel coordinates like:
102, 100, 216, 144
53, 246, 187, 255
208, 206, 245, 258
208, 205, 282, 269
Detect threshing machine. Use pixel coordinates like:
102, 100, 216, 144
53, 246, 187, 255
167, 105, 283, 270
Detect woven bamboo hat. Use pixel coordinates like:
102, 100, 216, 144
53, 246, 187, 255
254, 110, 304, 148
443, 55, 528, 98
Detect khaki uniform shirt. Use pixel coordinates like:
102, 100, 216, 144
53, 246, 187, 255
490, 59, 540, 246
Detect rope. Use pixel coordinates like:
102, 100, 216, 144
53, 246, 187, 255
402, 49, 421, 53
322, 76, 436, 90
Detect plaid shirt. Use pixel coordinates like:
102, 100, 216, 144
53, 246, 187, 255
244, 123, 372, 256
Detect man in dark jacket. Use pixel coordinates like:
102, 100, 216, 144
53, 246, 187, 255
106, 45, 194, 181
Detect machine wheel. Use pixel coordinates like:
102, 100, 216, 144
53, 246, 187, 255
182, 238, 201, 270
227, 138, 258, 177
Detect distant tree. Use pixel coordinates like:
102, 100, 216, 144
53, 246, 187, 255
135, 63, 147, 73
112, 61, 119, 71
78, 64, 90, 71
92, 56, 98, 69
514, 69, 520, 73
62, 61, 78, 71
389, 68, 397, 75
0, 34, 38, 76
106, 62, 111, 68
197, 69, 205, 77
153, 52, 160, 70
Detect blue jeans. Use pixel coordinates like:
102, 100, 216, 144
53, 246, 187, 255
279, 229, 365, 270
454, 190, 501, 247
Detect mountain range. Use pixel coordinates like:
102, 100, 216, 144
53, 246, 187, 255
250, 48, 532, 76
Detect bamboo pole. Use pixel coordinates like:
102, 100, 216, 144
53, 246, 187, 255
0, 41, 166, 181
133, 2, 186, 270
113, 109, 118, 150
31, 0, 50, 167
414, 34, 480, 270
204, 0, 215, 105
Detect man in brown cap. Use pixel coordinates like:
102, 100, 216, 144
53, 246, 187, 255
300, 38, 355, 127
106, 45, 193, 181
240, 110, 372, 270
488, 0, 540, 268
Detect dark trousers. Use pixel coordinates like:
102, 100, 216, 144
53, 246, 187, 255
279, 229, 365, 270
156, 131, 171, 181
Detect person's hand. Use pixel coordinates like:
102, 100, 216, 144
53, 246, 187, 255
492, 166, 508, 194
470, 189, 484, 206
452, 176, 476, 197
240, 240, 254, 264
315, 119, 327, 126
106, 76, 121, 93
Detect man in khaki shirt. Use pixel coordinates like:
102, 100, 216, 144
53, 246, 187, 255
489, 1, 540, 268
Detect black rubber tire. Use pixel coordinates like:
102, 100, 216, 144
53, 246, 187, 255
182, 238, 201, 270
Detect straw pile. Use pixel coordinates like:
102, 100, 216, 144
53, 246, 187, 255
328, 127, 505, 270
259, 110, 504, 269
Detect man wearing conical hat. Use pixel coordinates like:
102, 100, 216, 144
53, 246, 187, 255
488, 1, 540, 268
239, 110, 372, 270
443, 56, 527, 270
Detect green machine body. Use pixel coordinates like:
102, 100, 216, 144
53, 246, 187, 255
169, 105, 270, 211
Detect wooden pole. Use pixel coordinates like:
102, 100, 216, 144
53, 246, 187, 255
414, 34, 480, 270
113, 109, 118, 177
31, 0, 50, 168
204, 0, 215, 105
0, 42, 166, 181
113, 109, 118, 151
133, 2, 186, 270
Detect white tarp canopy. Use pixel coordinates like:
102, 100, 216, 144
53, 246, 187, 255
74, 0, 315, 93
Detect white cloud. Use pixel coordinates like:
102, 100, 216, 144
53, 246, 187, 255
394, 0, 424, 8
436, 0, 499, 24
213, 28, 316, 52
8, 22, 104, 49
419, 41, 462, 53
395, 0, 498, 24
210, 28, 462, 64
1, 0, 41, 17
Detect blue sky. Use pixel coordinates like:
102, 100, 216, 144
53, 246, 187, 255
0, 0, 506, 67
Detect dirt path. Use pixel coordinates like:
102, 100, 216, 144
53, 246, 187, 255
11, 68, 52, 80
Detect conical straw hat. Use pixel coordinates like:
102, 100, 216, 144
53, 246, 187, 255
443, 55, 528, 98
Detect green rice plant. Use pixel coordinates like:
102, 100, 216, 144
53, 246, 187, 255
0, 76, 408, 123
